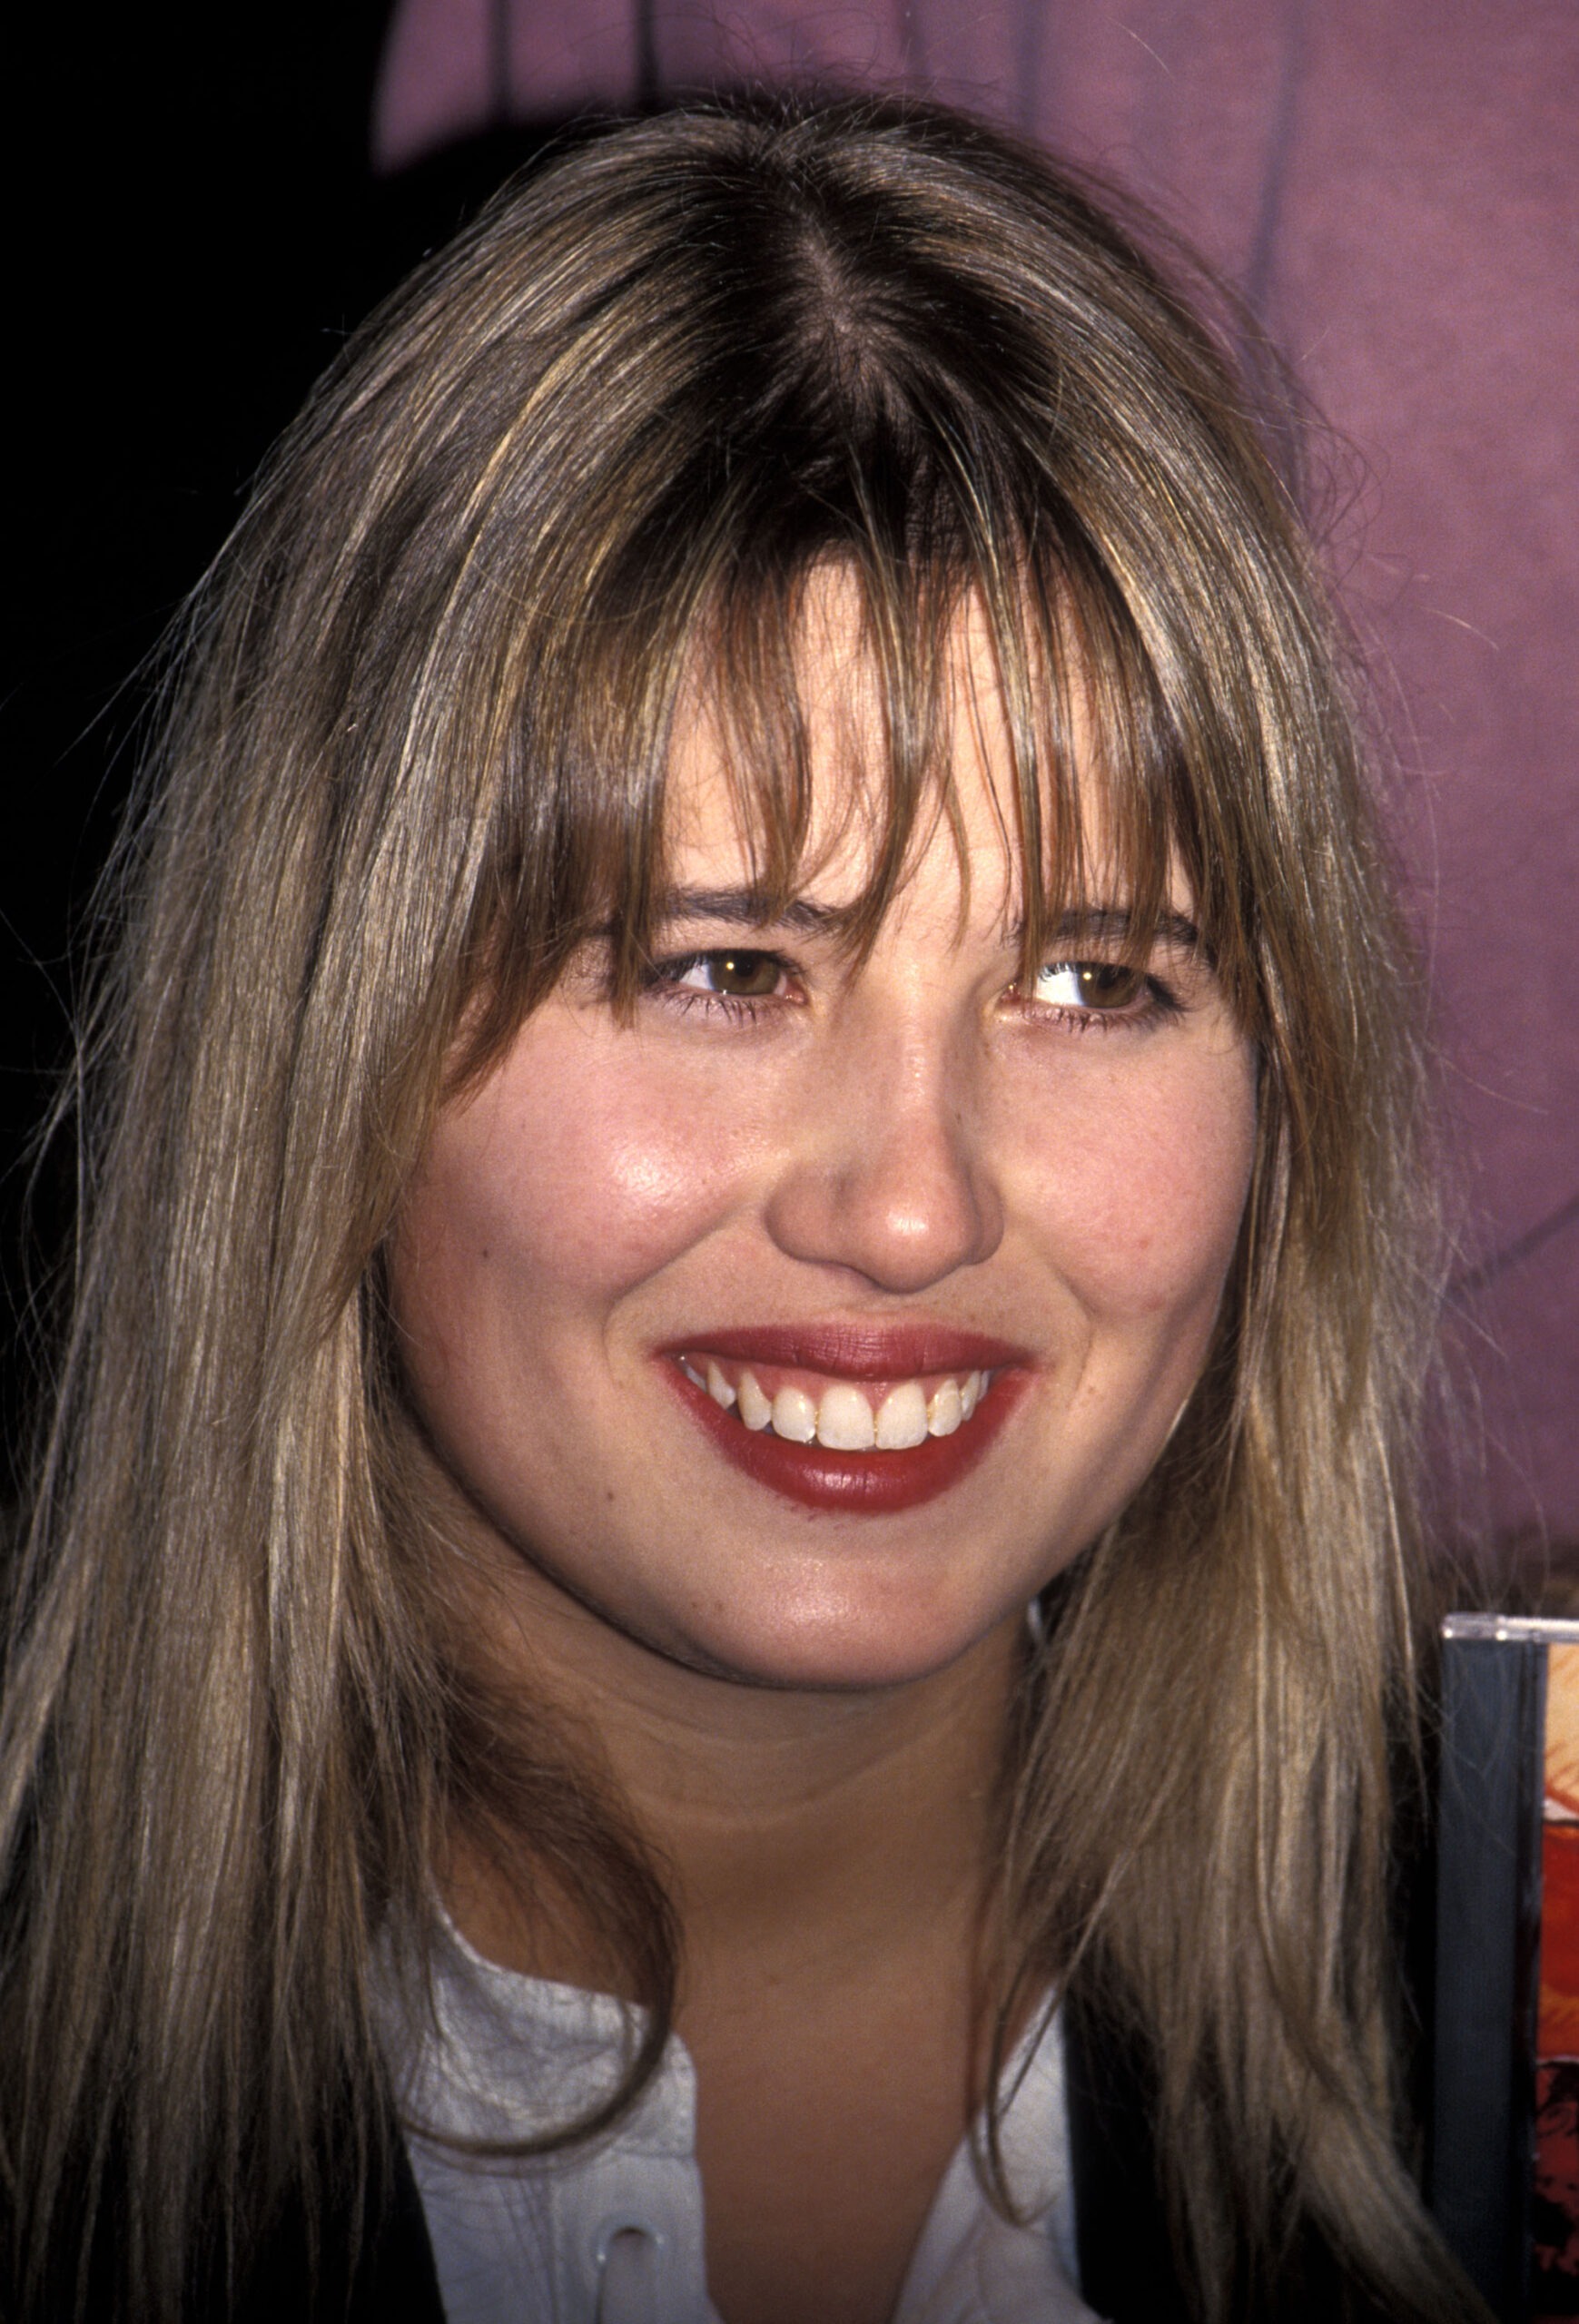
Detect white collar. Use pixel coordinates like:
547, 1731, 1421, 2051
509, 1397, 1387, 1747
373, 1915, 1099, 2324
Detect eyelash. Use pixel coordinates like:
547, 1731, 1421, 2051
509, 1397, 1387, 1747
642, 950, 1185, 1032
641, 953, 790, 1025
1015, 962, 1185, 1034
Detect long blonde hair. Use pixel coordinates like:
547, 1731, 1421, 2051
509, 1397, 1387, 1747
1, 93, 1478, 2319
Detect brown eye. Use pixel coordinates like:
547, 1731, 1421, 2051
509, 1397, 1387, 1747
1031, 960, 1146, 1011
702, 950, 783, 998
1077, 961, 1144, 1009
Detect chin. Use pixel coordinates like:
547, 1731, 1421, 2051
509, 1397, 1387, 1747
658, 1581, 1019, 1694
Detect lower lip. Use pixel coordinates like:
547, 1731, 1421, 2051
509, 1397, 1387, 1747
668, 1367, 1028, 1513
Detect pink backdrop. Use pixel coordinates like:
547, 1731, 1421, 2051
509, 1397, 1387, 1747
375, 1, 1579, 1551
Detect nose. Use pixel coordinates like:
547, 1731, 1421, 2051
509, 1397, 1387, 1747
762, 1016, 1004, 1294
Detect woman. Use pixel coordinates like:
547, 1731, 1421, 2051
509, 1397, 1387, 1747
0, 94, 1482, 2323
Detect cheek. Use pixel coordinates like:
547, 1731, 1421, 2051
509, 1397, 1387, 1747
398, 1025, 753, 1329
1015, 1046, 1257, 1321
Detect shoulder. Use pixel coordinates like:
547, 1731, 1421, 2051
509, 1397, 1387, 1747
236, 2132, 445, 2324
1062, 1984, 1400, 2324
1062, 1981, 1193, 2324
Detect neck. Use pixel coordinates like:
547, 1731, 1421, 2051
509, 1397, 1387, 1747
439, 1524, 1025, 2006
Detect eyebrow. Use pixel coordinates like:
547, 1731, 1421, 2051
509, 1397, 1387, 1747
645, 888, 850, 937
1015, 904, 1202, 956
645, 887, 1201, 955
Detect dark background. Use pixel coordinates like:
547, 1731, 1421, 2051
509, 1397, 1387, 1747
5, 8, 565, 1475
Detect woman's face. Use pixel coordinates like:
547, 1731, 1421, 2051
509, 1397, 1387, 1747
390, 597, 1257, 1691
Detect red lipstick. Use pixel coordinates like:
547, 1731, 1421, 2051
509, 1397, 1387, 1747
657, 1325, 1030, 1515
662, 1323, 1024, 1378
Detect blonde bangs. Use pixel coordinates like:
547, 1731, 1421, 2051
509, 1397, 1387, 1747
455, 495, 1256, 1100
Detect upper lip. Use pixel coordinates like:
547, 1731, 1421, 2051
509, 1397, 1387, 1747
654, 1324, 1031, 1377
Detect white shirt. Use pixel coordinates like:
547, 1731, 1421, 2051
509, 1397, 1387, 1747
373, 1915, 1100, 2324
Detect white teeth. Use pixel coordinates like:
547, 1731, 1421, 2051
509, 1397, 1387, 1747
737, 1369, 773, 1430
771, 1384, 818, 1443
874, 1380, 929, 1449
700, 1361, 992, 1448
927, 1378, 962, 1437
817, 1382, 875, 1450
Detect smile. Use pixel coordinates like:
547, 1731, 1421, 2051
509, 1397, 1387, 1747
659, 1326, 1028, 1514
676, 1356, 991, 1448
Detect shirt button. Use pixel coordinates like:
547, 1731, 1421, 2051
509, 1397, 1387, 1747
593, 2216, 662, 2323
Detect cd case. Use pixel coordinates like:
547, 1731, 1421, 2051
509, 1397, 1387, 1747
1433, 1614, 1579, 2320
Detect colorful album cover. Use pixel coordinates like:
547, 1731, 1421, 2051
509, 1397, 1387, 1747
1434, 1614, 1571, 2321
1535, 1641, 1579, 2316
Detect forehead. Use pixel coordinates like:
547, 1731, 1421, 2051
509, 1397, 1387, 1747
658, 566, 1122, 931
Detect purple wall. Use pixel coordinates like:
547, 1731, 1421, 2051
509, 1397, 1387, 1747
376, 1, 1579, 1551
